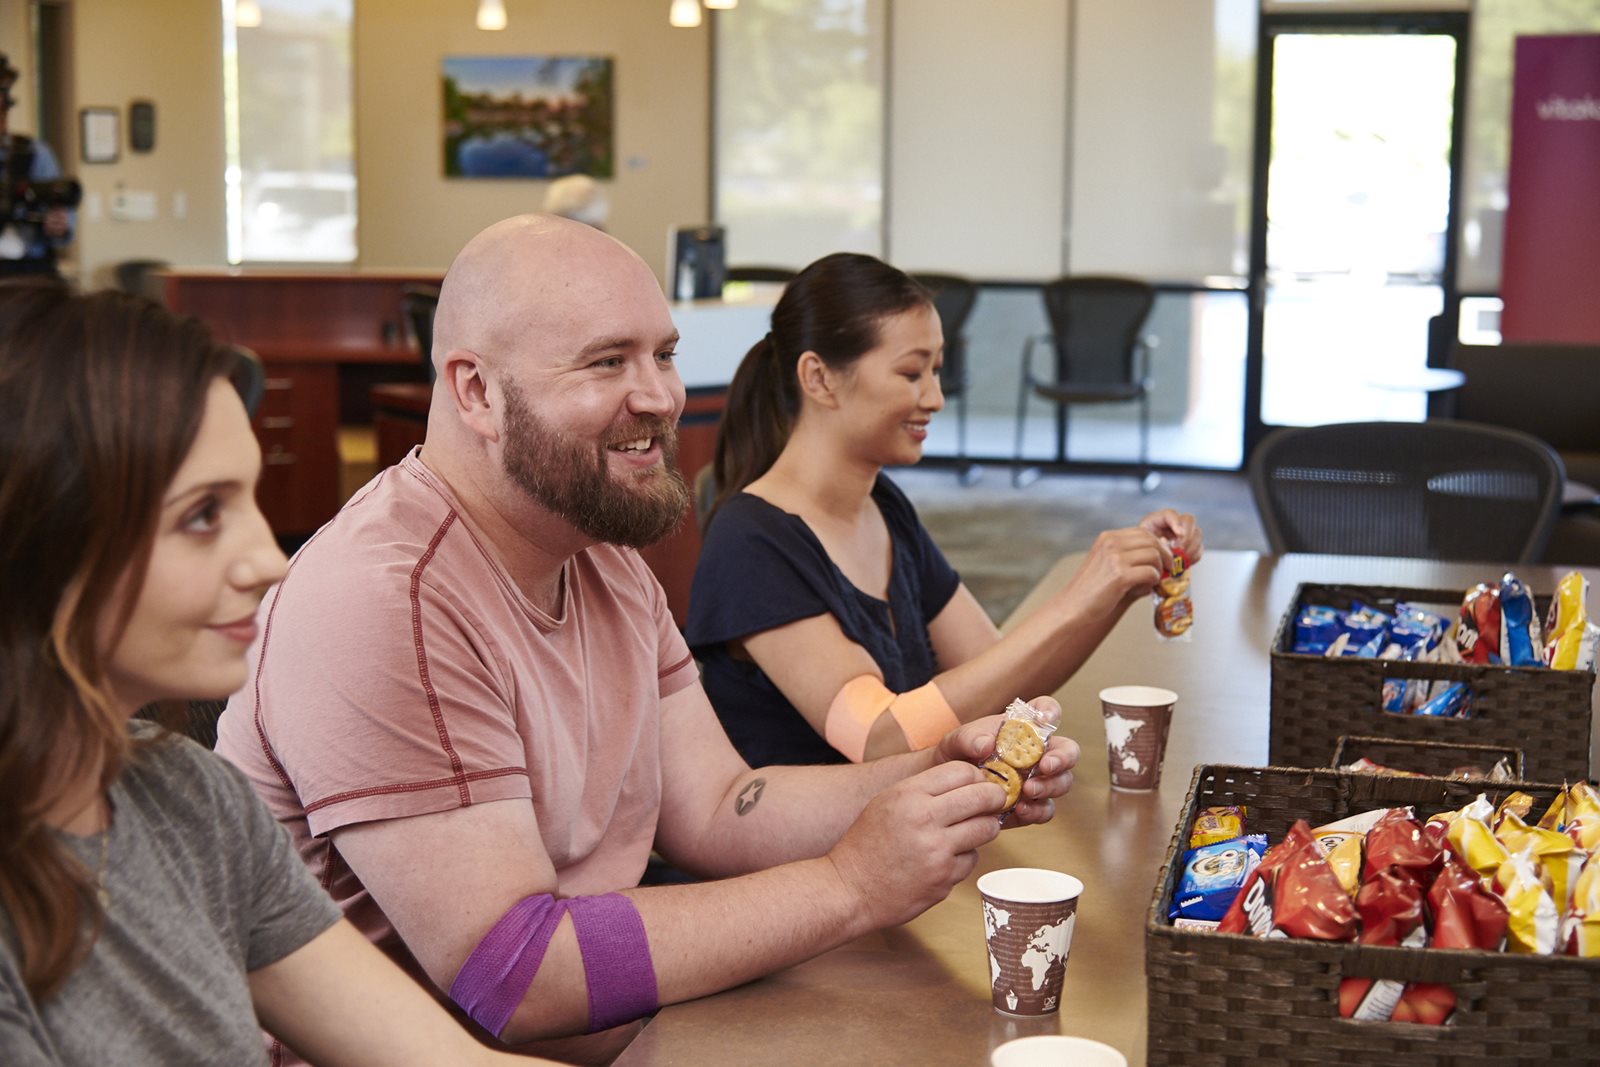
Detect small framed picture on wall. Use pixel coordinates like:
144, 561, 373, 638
80, 107, 119, 164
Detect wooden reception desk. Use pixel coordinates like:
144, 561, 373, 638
163, 269, 440, 535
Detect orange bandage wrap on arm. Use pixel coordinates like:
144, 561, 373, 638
823, 675, 958, 762
888, 682, 959, 751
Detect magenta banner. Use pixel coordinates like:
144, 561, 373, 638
1500, 34, 1600, 344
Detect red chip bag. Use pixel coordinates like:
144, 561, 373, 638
1219, 821, 1359, 941
1385, 853, 1512, 1027
1337, 867, 1427, 1020
1429, 852, 1510, 952
1457, 583, 1502, 665
1363, 808, 1444, 889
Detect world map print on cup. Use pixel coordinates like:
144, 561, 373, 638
1098, 686, 1177, 792
977, 868, 1084, 1017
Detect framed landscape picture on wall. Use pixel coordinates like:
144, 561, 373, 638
442, 56, 614, 179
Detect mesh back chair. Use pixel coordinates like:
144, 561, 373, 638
723, 266, 795, 284
1014, 276, 1157, 489
402, 285, 441, 382
912, 272, 981, 485
1249, 421, 1564, 563
230, 345, 265, 417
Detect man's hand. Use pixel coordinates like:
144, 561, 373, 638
826, 760, 1004, 930
933, 695, 1079, 827
42, 208, 68, 239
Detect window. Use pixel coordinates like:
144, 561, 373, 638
713, 0, 886, 267
223, 0, 356, 264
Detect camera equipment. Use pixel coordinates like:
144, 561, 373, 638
0, 176, 81, 225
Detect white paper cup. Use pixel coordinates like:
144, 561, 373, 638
977, 868, 1084, 1016
991, 1035, 1129, 1067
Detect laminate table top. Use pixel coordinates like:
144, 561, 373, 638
614, 551, 1600, 1067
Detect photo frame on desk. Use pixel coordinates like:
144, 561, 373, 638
80, 107, 119, 164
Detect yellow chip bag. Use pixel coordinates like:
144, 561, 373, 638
1496, 812, 1582, 915
1564, 859, 1600, 957
1537, 788, 1569, 832
1446, 799, 1509, 887
1502, 848, 1561, 954
1494, 792, 1537, 829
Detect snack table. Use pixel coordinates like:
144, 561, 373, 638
613, 551, 1600, 1067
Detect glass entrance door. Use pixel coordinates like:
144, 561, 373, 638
1246, 14, 1467, 444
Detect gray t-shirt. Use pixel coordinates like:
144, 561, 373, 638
0, 724, 341, 1066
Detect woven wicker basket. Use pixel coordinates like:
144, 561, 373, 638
1269, 583, 1594, 783
1331, 734, 1526, 781
1147, 765, 1600, 1066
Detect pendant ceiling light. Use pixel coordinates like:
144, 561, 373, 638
669, 0, 703, 29
477, 0, 508, 31
235, 0, 262, 28
704, 0, 738, 9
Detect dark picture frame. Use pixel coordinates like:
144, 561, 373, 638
80, 107, 119, 164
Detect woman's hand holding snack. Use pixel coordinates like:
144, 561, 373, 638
1058, 526, 1170, 618
1139, 508, 1204, 568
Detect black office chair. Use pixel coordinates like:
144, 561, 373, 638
401, 285, 441, 382
723, 266, 795, 285
1013, 276, 1157, 490
1249, 420, 1564, 563
229, 344, 265, 417
912, 273, 980, 486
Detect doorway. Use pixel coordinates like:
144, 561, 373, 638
1244, 11, 1468, 453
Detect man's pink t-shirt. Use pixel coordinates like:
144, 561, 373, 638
215, 452, 699, 970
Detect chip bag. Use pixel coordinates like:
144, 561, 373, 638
1218, 821, 1359, 941
1456, 583, 1502, 665
1500, 846, 1561, 954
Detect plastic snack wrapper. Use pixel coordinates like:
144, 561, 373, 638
1190, 805, 1248, 848
1561, 859, 1600, 956
1218, 821, 1359, 941
1500, 847, 1561, 954
1293, 605, 1342, 654
1152, 544, 1193, 641
1496, 573, 1545, 667
1456, 583, 1502, 665
1362, 808, 1443, 888
982, 697, 1059, 817
1337, 867, 1428, 1021
1169, 834, 1268, 922
1311, 808, 1391, 897
1494, 811, 1582, 915
1543, 570, 1600, 671
1561, 782, 1600, 852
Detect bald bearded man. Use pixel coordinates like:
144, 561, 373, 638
215, 216, 1078, 1063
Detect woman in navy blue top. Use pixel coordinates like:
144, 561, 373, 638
685, 253, 1204, 768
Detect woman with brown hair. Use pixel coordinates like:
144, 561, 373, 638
0, 283, 558, 1066
685, 253, 1203, 768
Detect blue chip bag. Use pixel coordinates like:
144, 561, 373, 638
1415, 681, 1469, 718
1168, 834, 1269, 922
1498, 573, 1545, 668
1392, 602, 1445, 653
1340, 602, 1392, 651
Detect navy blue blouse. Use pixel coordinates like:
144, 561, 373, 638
685, 474, 962, 767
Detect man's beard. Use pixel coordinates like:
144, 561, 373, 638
501, 381, 690, 548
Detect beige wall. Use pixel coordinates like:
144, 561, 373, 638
50, 0, 706, 288
355, 0, 709, 284
69, 0, 228, 288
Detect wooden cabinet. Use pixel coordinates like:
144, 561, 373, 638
163, 270, 440, 537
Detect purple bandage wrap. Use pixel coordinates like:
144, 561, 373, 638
448, 892, 658, 1038
567, 893, 659, 1032
449, 894, 568, 1037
